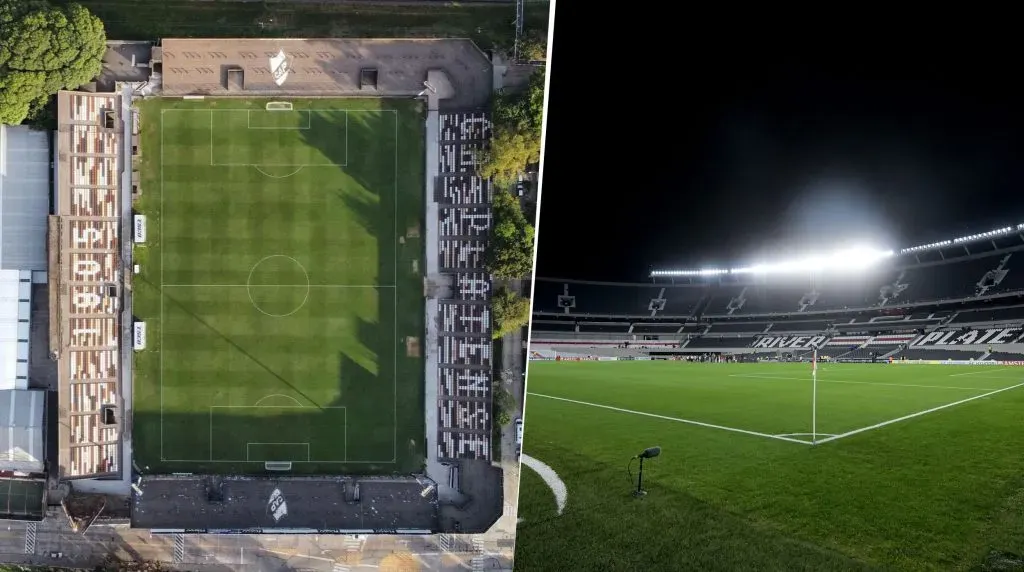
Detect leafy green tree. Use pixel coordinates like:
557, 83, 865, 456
481, 69, 546, 185
492, 287, 530, 340
478, 126, 541, 188
486, 190, 534, 279
0, 0, 106, 124
527, 69, 545, 133
492, 383, 515, 426
518, 30, 547, 62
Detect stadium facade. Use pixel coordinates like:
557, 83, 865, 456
1, 36, 516, 536
531, 231, 1024, 365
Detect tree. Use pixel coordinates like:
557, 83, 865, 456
518, 30, 547, 62
486, 189, 534, 279
492, 383, 515, 426
94, 556, 174, 571
480, 69, 546, 186
0, 0, 106, 125
477, 126, 541, 188
492, 287, 530, 340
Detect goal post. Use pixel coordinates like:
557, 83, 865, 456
265, 461, 293, 471
266, 101, 293, 111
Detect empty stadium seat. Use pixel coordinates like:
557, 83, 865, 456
949, 305, 1024, 324
769, 320, 831, 332
685, 336, 756, 349
709, 321, 769, 334
889, 348, 986, 361
898, 256, 1001, 303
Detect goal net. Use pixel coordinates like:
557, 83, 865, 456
266, 102, 293, 111
265, 461, 292, 471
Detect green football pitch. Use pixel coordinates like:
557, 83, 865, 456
131, 99, 426, 475
517, 361, 1024, 571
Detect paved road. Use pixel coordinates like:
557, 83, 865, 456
0, 515, 513, 571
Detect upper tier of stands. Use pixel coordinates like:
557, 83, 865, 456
535, 247, 1024, 319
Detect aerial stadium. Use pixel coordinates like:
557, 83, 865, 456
519, 224, 1024, 570
27, 36, 515, 540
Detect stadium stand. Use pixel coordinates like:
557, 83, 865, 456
949, 305, 1024, 324
532, 233, 1024, 361
897, 255, 1005, 303
890, 348, 986, 361
435, 112, 496, 463
835, 346, 901, 360
987, 351, 1024, 361
769, 320, 832, 332
708, 321, 770, 334
686, 336, 757, 349
631, 322, 687, 334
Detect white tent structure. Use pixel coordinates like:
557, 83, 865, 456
0, 389, 45, 474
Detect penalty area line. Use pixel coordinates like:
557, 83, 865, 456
814, 381, 1024, 445
528, 393, 811, 445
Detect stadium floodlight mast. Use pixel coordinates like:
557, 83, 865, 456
629, 446, 661, 498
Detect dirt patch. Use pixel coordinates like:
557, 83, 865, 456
406, 336, 421, 357
406, 224, 421, 238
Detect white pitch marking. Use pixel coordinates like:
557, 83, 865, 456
254, 165, 305, 179
950, 367, 1010, 377
254, 394, 305, 407
775, 432, 836, 439
520, 454, 567, 515
729, 373, 997, 391
814, 381, 1024, 445
529, 393, 811, 445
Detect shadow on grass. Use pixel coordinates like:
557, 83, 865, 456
134, 100, 426, 477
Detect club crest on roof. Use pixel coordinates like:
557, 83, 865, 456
269, 49, 290, 86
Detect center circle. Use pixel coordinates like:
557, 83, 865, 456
246, 255, 310, 317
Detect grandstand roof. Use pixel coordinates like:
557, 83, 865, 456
0, 389, 45, 474
55, 91, 124, 479
158, 38, 492, 109
0, 125, 50, 272
0, 270, 30, 391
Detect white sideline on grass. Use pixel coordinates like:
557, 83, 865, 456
528, 393, 811, 445
531, 380, 1024, 447
521, 453, 567, 515
728, 373, 999, 391
812, 381, 1024, 444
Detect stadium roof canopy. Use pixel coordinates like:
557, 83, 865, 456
0, 270, 31, 391
0, 389, 45, 474
0, 125, 50, 272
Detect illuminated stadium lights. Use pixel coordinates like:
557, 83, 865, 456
900, 224, 1023, 254
651, 247, 894, 277
650, 269, 728, 277
655, 221, 1024, 278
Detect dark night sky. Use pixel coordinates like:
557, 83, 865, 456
535, 18, 1024, 282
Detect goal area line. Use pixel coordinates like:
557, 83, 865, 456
529, 381, 1024, 447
